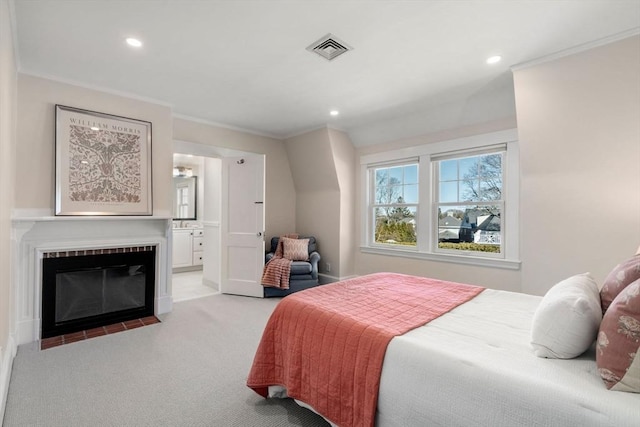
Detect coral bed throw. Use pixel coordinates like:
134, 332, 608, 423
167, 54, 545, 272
247, 272, 484, 427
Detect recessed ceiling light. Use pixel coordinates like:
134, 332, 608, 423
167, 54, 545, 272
330, 110, 339, 116
126, 38, 143, 48
486, 55, 502, 64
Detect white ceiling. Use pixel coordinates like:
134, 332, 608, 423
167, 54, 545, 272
11, 0, 640, 146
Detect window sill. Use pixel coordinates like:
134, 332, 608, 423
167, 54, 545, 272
360, 246, 521, 270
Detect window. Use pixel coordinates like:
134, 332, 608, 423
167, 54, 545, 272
435, 149, 504, 256
361, 130, 519, 269
176, 183, 190, 218
370, 162, 418, 247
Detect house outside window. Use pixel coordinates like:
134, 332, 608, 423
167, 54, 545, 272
370, 162, 418, 247
360, 130, 520, 270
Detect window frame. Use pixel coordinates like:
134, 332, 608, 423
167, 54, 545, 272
360, 129, 520, 270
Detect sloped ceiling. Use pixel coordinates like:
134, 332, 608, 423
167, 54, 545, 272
11, 0, 640, 146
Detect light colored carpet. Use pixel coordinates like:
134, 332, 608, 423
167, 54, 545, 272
3, 294, 330, 426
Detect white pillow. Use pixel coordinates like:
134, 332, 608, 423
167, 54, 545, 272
530, 273, 602, 359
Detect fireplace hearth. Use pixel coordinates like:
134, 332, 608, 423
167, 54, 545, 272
41, 246, 156, 339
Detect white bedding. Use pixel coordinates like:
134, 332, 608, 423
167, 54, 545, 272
377, 289, 640, 426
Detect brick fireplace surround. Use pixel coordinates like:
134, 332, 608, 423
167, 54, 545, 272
40, 315, 161, 350
11, 214, 173, 347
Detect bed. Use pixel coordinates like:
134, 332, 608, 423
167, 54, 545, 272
247, 272, 640, 427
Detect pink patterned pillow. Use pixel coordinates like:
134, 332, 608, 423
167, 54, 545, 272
600, 255, 640, 313
596, 279, 640, 392
282, 237, 309, 261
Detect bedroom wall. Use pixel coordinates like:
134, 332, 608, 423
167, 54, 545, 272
15, 74, 174, 216
284, 128, 342, 277
0, 0, 17, 416
328, 128, 357, 279
172, 117, 296, 240
348, 71, 517, 147
514, 35, 640, 296
354, 118, 521, 292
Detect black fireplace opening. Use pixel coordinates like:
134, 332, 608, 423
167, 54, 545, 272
42, 247, 156, 339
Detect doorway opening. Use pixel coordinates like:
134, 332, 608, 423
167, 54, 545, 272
172, 140, 266, 299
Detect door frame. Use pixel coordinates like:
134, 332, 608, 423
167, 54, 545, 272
172, 140, 265, 297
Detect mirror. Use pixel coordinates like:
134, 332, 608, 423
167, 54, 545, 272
173, 176, 197, 220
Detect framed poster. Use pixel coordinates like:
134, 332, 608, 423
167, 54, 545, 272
55, 105, 153, 215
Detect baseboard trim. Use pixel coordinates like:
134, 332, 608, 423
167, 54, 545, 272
1, 334, 17, 424
202, 278, 219, 292
318, 273, 357, 284
16, 319, 37, 346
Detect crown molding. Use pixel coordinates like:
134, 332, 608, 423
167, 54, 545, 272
172, 113, 281, 140
17, 70, 173, 107
511, 27, 640, 71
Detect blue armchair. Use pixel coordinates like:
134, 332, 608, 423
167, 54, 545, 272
263, 236, 321, 297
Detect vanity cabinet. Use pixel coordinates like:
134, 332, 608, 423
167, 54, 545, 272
192, 228, 204, 266
172, 228, 204, 269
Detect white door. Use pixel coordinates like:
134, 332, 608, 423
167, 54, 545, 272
221, 155, 265, 297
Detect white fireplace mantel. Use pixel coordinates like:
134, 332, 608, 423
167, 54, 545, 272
11, 214, 173, 345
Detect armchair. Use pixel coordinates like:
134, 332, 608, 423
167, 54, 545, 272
263, 236, 321, 297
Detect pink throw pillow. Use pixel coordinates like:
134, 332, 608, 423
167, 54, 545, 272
596, 279, 640, 392
282, 237, 309, 261
600, 254, 640, 313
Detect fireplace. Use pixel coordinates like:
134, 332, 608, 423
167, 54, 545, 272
41, 246, 156, 339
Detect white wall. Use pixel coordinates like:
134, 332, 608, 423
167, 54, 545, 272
0, 0, 17, 417
173, 117, 296, 240
328, 128, 356, 278
285, 128, 343, 277
348, 71, 517, 147
514, 35, 640, 295
15, 75, 174, 216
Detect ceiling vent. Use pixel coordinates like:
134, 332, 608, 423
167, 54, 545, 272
306, 33, 352, 61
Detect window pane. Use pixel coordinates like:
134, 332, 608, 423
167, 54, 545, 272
389, 185, 404, 203
438, 207, 464, 242
480, 154, 502, 176
370, 162, 419, 248
374, 206, 417, 246
439, 152, 503, 204
479, 178, 502, 201
459, 157, 478, 178
460, 179, 479, 202
440, 160, 457, 181
375, 186, 387, 204
376, 169, 388, 186
404, 165, 418, 184
388, 167, 403, 184
437, 205, 501, 254
376, 182, 401, 204
403, 184, 418, 203
439, 181, 458, 203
